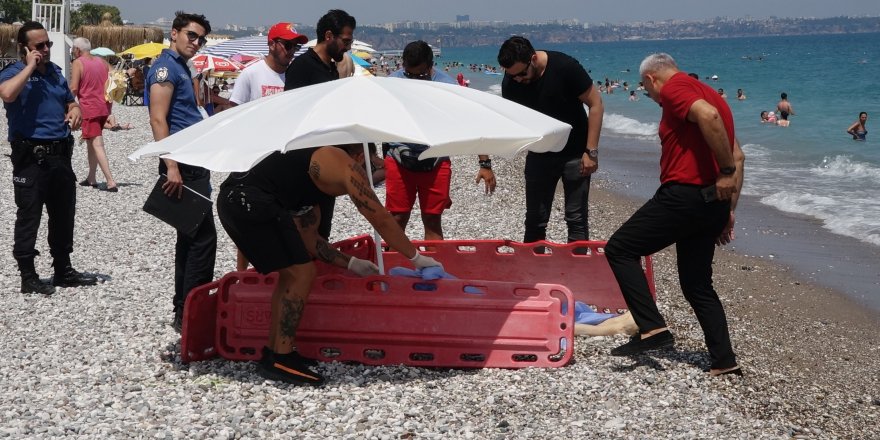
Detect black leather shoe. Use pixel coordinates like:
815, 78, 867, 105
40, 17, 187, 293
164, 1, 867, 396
21, 276, 56, 295
610, 330, 675, 356
52, 267, 98, 287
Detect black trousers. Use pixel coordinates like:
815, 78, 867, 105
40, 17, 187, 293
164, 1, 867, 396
604, 183, 737, 370
523, 153, 591, 244
171, 175, 217, 313
11, 148, 76, 269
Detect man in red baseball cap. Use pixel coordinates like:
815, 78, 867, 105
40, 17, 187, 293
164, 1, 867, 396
229, 22, 308, 271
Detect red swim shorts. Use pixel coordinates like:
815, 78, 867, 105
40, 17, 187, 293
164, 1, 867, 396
384, 156, 452, 215
81, 116, 108, 140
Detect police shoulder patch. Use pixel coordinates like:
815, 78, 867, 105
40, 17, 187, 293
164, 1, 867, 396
156, 67, 169, 82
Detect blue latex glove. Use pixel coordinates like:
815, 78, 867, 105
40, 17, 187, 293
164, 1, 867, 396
388, 266, 484, 294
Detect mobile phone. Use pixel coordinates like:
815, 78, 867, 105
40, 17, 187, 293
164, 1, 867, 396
700, 185, 717, 203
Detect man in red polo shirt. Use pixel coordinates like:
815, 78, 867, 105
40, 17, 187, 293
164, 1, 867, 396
604, 53, 745, 377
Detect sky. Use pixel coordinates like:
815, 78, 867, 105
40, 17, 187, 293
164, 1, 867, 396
102, 0, 880, 27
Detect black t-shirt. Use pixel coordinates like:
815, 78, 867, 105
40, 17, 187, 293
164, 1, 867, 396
222, 148, 330, 212
502, 51, 593, 158
284, 48, 339, 91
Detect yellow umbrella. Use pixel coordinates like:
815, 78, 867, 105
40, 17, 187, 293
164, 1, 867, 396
353, 51, 372, 60
119, 42, 166, 60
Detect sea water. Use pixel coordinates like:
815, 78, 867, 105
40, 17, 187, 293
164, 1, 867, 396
437, 33, 880, 309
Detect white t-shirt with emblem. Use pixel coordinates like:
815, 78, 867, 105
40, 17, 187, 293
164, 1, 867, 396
229, 59, 286, 105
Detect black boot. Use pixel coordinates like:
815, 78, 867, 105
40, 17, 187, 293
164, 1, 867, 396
17, 258, 55, 295
52, 265, 98, 287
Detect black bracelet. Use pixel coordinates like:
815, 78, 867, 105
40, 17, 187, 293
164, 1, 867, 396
479, 159, 492, 169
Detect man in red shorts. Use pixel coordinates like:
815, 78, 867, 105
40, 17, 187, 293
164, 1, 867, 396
70, 37, 117, 192
385, 40, 496, 240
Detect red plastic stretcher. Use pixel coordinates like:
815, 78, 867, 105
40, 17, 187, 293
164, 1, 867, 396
181, 235, 655, 368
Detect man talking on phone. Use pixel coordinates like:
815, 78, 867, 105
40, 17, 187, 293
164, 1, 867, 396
0, 21, 97, 295
604, 53, 745, 377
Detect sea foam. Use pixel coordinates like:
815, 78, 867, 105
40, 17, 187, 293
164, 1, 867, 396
602, 113, 658, 140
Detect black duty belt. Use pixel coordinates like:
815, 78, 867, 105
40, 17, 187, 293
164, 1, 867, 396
12, 137, 73, 155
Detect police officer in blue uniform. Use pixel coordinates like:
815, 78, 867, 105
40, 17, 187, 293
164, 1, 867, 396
0, 21, 98, 295
147, 12, 216, 332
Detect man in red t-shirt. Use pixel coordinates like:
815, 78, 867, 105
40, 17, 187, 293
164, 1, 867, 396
605, 53, 745, 377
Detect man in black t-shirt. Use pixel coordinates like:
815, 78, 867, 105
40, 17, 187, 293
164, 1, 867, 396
498, 36, 604, 247
284, 9, 356, 240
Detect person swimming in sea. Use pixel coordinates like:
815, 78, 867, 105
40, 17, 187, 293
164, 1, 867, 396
776, 92, 795, 124
846, 111, 868, 141
761, 111, 778, 124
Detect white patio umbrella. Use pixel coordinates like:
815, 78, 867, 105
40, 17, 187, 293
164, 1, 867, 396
129, 76, 570, 171
129, 76, 571, 272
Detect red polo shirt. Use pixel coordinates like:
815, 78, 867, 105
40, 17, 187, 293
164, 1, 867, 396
658, 72, 735, 186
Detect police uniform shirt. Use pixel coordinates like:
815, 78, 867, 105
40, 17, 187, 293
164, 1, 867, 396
147, 49, 202, 135
0, 61, 74, 141
284, 47, 339, 91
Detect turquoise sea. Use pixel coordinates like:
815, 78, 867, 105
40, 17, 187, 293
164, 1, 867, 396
435, 33, 880, 310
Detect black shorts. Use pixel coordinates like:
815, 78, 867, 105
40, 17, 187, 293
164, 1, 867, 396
217, 184, 312, 274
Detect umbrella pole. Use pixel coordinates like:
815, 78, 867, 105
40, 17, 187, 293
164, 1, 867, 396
363, 142, 385, 275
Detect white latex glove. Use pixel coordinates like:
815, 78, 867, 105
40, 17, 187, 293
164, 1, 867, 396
347, 257, 379, 276
410, 251, 444, 271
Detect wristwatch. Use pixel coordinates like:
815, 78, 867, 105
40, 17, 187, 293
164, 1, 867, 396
719, 166, 736, 175
586, 148, 599, 159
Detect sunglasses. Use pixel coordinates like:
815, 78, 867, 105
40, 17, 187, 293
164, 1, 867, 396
184, 30, 208, 46
509, 60, 531, 78
33, 40, 54, 51
403, 70, 431, 80
274, 39, 301, 52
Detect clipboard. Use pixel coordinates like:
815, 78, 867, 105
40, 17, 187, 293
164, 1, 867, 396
142, 175, 213, 238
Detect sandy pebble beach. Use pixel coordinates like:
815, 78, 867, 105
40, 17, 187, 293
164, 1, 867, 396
1, 103, 877, 439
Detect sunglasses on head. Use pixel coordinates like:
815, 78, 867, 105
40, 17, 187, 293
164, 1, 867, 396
33, 40, 54, 51
274, 39, 301, 52
184, 30, 208, 46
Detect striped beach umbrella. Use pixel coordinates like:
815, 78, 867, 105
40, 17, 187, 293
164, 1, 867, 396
199, 36, 270, 57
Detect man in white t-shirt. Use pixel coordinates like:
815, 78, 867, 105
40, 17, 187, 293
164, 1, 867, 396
230, 22, 308, 271
229, 22, 308, 106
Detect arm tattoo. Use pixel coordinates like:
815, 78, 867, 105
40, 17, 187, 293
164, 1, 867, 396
348, 163, 381, 214
316, 239, 346, 264
308, 160, 320, 180
279, 297, 304, 339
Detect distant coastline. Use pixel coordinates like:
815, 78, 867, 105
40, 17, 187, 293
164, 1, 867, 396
208, 15, 880, 50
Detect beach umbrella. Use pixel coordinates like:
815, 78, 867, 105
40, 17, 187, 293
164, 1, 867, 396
350, 55, 371, 68
190, 54, 244, 74
199, 36, 269, 58
129, 76, 570, 273
90, 47, 115, 57
119, 42, 165, 60
294, 38, 376, 58
128, 75, 571, 172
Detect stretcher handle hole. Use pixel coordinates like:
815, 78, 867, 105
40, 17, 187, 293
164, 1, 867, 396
366, 281, 389, 292
409, 352, 434, 361
456, 245, 477, 253
364, 349, 385, 360
460, 353, 485, 362
239, 347, 256, 356
496, 245, 515, 254
512, 354, 538, 362
548, 338, 568, 362
531, 245, 552, 255
571, 246, 591, 256
320, 347, 341, 358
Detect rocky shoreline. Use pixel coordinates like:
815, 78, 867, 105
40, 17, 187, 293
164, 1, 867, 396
0, 104, 877, 438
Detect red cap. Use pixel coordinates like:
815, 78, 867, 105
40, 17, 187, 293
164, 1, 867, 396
268, 22, 308, 44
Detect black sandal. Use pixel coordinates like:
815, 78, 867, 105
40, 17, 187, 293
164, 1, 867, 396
79, 179, 98, 188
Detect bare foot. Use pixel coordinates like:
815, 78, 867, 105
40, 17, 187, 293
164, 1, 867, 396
709, 366, 742, 376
